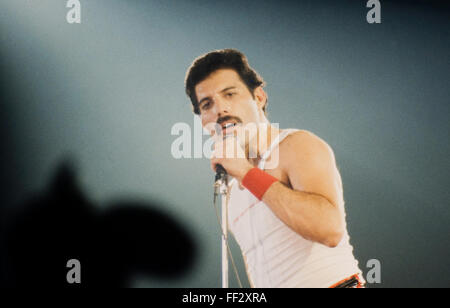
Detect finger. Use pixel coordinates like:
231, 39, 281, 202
210, 157, 220, 172
214, 140, 226, 158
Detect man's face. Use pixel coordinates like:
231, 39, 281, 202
195, 69, 265, 140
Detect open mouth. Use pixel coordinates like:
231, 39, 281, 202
221, 122, 239, 134
222, 122, 237, 130
216, 116, 243, 136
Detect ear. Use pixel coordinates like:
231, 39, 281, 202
253, 86, 267, 111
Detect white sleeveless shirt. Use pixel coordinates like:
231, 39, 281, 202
227, 129, 364, 288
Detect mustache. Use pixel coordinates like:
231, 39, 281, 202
216, 115, 243, 126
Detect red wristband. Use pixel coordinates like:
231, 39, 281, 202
241, 168, 278, 201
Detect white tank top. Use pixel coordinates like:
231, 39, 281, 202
227, 129, 364, 288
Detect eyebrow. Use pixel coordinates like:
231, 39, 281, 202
220, 86, 237, 93
198, 86, 237, 106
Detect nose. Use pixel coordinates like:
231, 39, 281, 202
214, 96, 231, 118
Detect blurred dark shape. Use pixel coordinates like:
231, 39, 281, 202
2, 162, 196, 287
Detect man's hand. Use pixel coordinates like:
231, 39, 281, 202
210, 134, 253, 182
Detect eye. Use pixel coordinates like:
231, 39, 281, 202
200, 101, 211, 110
225, 92, 236, 98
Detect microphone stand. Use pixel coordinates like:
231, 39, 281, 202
214, 166, 229, 288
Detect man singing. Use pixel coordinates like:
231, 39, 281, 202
184, 49, 365, 288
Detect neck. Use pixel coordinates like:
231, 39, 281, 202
246, 123, 281, 167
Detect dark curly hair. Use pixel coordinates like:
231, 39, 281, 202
185, 49, 267, 115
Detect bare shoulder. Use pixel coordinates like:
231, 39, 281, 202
279, 129, 336, 169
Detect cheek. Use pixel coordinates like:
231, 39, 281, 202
201, 114, 213, 127
202, 119, 219, 136
239, 101, 258, 122
242, 96, 259, 112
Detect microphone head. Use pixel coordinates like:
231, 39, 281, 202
215, 164, 227, 182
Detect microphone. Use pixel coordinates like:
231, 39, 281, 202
215, 164, 227, 183
214, 164, 228, 195
214, 134, 233, 194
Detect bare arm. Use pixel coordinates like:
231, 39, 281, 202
259, 131, 345, 247
211, 130, 346, 247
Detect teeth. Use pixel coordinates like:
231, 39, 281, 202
223, 123, 235, 129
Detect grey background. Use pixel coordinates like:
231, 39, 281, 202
0, 0, 449, 287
